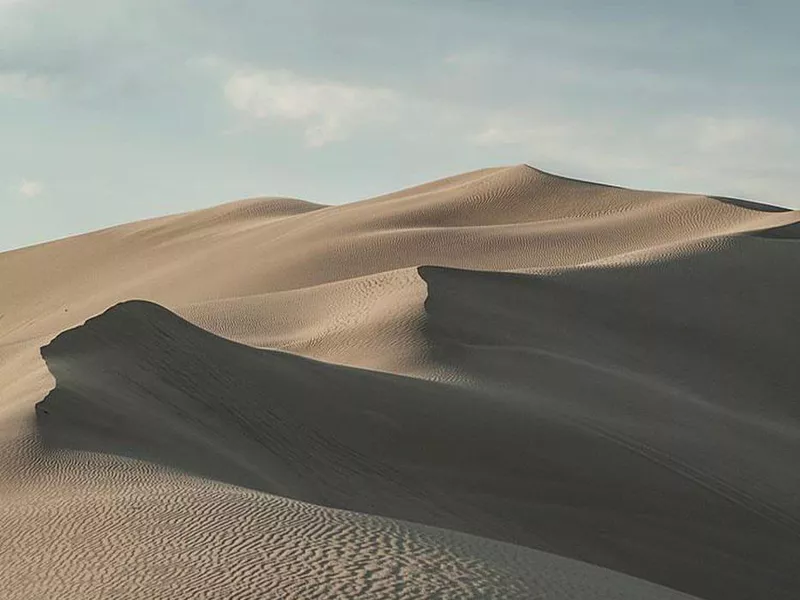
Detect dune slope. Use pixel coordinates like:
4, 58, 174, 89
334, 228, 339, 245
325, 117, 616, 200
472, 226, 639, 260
1, 165, 799, 599
1, 463, 703, 600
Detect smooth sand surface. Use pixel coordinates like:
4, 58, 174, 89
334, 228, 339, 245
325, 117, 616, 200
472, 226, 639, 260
1, 165, 799, 599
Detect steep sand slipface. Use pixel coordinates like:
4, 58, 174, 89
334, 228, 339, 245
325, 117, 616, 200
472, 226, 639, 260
33, 289, 800, 599
0, 165, 799, 599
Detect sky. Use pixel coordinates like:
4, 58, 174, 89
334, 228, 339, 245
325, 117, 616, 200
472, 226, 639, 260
1, 0, 798, 251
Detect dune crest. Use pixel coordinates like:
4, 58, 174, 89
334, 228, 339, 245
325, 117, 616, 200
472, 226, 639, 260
2, 165, 799, 599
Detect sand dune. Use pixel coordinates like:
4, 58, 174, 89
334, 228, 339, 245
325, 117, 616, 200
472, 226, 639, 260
1, 165, 799, 598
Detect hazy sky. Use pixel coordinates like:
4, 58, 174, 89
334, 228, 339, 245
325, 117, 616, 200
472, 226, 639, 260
2, 1, 798, 250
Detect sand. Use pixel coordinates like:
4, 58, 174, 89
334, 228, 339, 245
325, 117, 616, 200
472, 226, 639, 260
1, 165, 798, 599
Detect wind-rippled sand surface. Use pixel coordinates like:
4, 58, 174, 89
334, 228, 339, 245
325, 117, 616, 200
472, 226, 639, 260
1, 165, 799, 599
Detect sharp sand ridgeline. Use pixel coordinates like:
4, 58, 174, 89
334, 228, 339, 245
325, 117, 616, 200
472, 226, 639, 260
1, 165, 799, 599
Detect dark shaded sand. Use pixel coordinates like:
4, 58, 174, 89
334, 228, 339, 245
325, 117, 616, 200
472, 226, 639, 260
38, 229, 800, 600
2, 165, 799, 599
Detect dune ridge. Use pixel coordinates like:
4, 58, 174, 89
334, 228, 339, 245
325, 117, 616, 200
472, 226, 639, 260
1, 165, 799, 599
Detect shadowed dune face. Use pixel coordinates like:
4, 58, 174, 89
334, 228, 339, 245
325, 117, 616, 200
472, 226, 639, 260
37, 234, 800, 600
3, 164, 800, 599
753, 221, 800, 239
707, 196, 792, 213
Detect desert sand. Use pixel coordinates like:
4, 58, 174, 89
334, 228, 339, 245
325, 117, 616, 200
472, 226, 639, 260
1, 165, 798, 599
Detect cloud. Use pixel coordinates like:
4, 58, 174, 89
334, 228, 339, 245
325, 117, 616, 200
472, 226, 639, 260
470, 122, 579, 147
18, 179, 44, 198
665, 116, 791, 152
462, 108, 798, 205
185, 47, 797, 205
0, 71, 54, 99
222, 68, 398, 146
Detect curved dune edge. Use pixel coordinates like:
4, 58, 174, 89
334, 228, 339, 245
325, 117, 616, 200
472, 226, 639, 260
2, 165, 799, 599
2, 165, 798, 362
35, 238, 800, 600
30, 299, 701, 600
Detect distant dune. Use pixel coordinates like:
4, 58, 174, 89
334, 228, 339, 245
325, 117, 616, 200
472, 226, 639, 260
1, 165, 798, 599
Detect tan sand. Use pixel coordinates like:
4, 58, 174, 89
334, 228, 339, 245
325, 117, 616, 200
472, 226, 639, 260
1, 165, 798, 599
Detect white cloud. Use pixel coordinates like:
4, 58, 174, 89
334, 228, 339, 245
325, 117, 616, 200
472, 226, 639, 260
670, 116, 791, 152
222, 68, 397, 146
470, 122, 579, 147
462, 109, 798, 206
18, 179, 44, 198
0, 71, 54, 99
